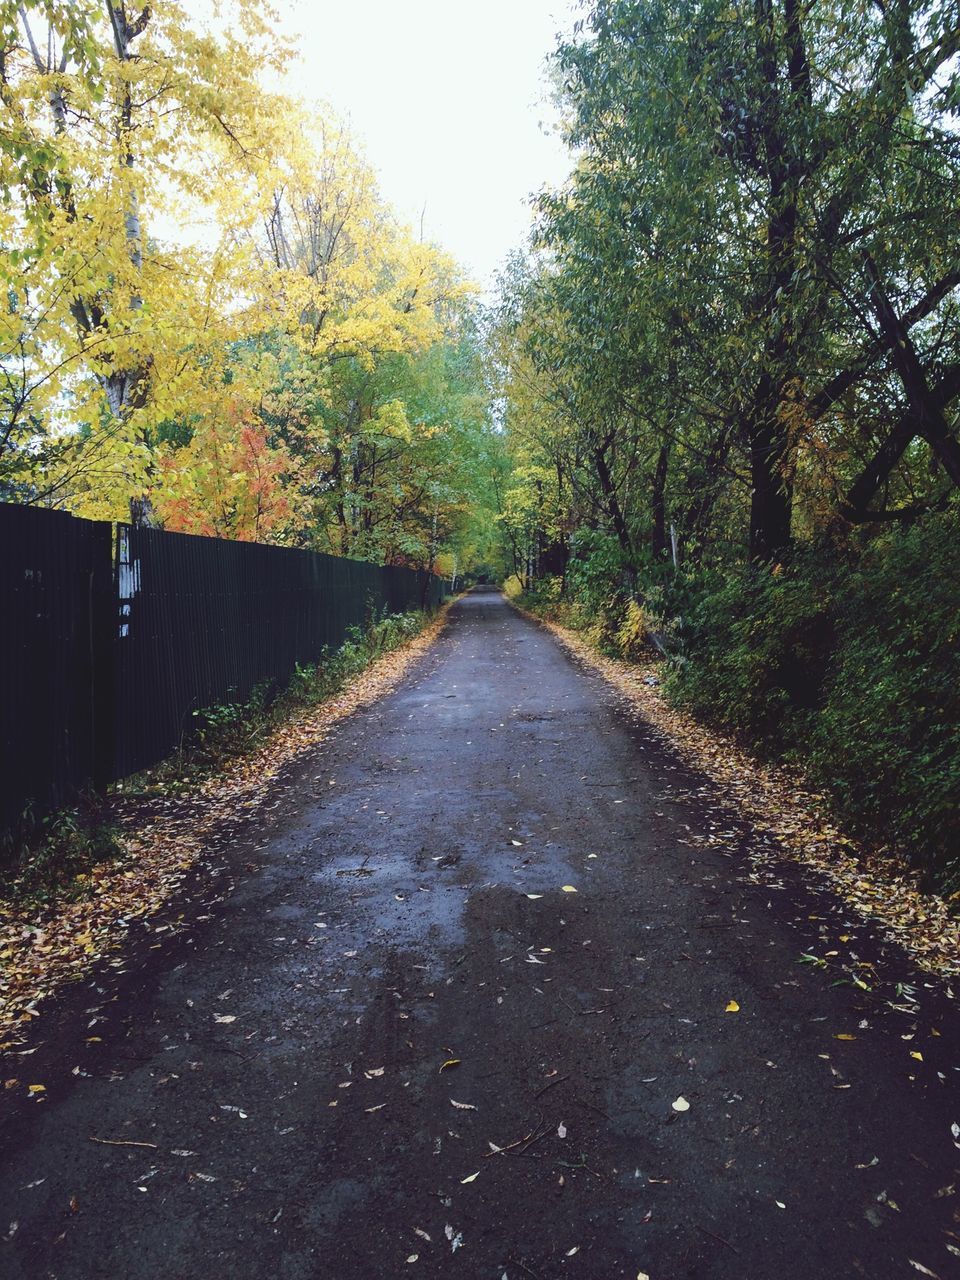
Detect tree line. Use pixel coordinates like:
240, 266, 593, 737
496, 0, 960, 572
494, 0, 960, 887
0, 1, 500, 575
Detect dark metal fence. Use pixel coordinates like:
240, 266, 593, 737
1, 503, 447, 832
0, 505, 113, 830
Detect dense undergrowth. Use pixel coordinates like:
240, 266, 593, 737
511, 510, 960, 895
1, 609, 431, 908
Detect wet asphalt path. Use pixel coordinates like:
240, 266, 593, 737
1, 589, 958, 1279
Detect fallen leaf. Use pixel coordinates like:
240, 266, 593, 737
460, 1171, 480, 1184
561, 885, 578, 893
406, 1256, 418, 1264
531, 618, 960, 991
439, 1059, 460, 1073
365, 1104, 386, 1113
834, 1034, 856, 1041
725, 1000, 740, 1013
557, 1121, 567, 1138
566, 1246, 580, 1256
27, 1084, 45, 1094
525, 894, 543, 900
213, 1015, 236, 1025
671, 1096, 690, 1112
908, 1262, 942, 1279
910, 1051, 923, 1062
450, 1099, 477, 1111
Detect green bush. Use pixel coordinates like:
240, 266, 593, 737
566, 529, 631, 621
805, 519, 960, 890
664, 512, 960, 890
667, 552, 836, 757
1, 800, 124, 904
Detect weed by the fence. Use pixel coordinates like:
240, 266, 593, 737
0, 799, 125, 906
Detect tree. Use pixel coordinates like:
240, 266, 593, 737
0, 0, 288, 511
498, 0, 960, 579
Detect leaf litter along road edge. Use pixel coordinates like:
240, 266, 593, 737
520, 606, 960, 985
0, 602, 457, 1046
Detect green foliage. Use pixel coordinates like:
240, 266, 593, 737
665, 511, 960, 888
0, 800, 124, 905
565, 531, 630, 620
805, 520, 960, 890
668, 554, 836, 756
493, 0, 960, 898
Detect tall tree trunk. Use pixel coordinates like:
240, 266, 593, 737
591, 429, 633, 560
748, 375, 793, 559
650, 442, 670, 559
746, 0, 810, 560
104, 3, 152, 419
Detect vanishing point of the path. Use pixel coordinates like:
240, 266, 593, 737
1, 590, 958, 1279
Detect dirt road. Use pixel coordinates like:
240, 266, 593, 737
1, 589, 957, 1279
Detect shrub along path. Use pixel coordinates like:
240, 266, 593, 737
0, 588, 957, 1279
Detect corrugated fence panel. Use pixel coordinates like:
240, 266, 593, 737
0, 504, 113, 830
1, 504, 447, 833
111, 524, 445, 780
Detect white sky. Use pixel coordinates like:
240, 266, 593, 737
272, 0, 576, 288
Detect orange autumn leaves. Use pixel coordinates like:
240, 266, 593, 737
156, 401, 294, 542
